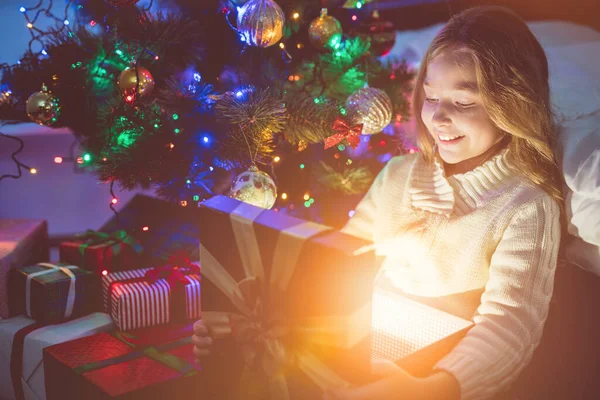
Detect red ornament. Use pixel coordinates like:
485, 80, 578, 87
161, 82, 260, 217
324, 119, 363, 149
105, 0, 140, 7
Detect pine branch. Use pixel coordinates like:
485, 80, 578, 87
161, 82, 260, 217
283, 95, 341, 144
315, 161, 374, 195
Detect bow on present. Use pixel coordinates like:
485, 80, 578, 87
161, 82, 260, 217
145, 250, 200, 287
76, 229, 143, 257
324, 119, 363, 150
200, 202, 372, 399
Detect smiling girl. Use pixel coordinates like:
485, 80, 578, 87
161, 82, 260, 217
329, 5, 565, 400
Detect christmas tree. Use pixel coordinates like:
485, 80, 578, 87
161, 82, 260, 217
0, 0, 414, 228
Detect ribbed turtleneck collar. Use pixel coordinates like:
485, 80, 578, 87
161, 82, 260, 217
408, 149, 513, 217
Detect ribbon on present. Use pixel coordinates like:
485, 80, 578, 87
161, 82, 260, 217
144, 251, 200, 324
26, 263, 78, 319
324, 119, 363, 150
73, 331, 199, 378
200, 201, 372, 399
75, 229, 142, 270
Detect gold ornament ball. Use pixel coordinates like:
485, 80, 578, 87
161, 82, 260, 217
346, 87, 393, 135
118, 66, 155, 98
230, 166, 277, 209
237, 0, 285, 48
26, 90, 60, 126
308, 9, 343, 50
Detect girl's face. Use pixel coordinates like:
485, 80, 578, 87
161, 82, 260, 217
421, 49, 503, 167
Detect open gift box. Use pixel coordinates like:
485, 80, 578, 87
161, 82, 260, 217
196, 195, 474, 398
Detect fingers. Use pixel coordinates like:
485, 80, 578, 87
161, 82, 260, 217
193, 319, 209, 336
192, 334, 213, 348
192, 320, 213, 362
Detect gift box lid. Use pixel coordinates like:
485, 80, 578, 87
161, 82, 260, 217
197, 195, 383, 387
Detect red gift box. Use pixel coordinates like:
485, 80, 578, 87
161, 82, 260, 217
0, 219, 49, 318
43, 325, 209, 400
59, 230, 142, 276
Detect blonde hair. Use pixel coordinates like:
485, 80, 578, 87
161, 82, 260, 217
413, 6, 565, 225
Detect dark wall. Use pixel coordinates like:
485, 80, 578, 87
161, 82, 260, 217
377, 0, 600, 31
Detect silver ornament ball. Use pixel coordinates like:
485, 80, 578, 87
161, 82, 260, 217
230, 166, 277, 209
346, 87, 392, 135
237, 0, 285, 48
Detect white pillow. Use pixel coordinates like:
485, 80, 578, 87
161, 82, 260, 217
559, 113, 600, 246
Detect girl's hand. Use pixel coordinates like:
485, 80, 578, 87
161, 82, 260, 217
323, 359, 421, 400
192, 319, 213, 363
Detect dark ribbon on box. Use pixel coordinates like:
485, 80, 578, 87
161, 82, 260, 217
10, 322, 44, 400
324, 119, 363, 149
144, 251, 199, 324
72, 331, 198, 377
76, 229, 142, 270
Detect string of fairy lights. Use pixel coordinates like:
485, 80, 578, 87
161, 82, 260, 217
1, 0, 406, 224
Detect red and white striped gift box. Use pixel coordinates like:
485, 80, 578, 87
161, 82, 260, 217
101, 266, 201, 331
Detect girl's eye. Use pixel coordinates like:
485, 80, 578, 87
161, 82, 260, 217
456, 101, 475, 108
425, 97, 439, 103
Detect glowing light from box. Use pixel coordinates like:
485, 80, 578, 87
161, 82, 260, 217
371, 288, 472, 361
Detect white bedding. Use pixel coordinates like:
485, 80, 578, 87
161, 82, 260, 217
383, 21, 600, 273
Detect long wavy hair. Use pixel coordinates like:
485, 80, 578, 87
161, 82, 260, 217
413, 6, 566, 228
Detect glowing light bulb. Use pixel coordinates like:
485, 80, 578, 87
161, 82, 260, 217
281, 193, 288, 200
209, 166, 214, 171
180, 200, 188, 207
83, 153, 91, 162
356, 1, 363, 9
348, 210, 355, 217
27, 23, 33, 29
142, 226, 149, 231
292, 12, 300, 19
169, 143, 175, 149
273, 156, 281, 163
279, 43, 285, 49
90, 20, 96, 27
172, 114, 179, 120
102, 270, 108, 276
299, 163, 305, 169
64, 19, 69, 26
19, 7, 26, 13
202, 136, 209, 143
30, 168, 37, 174
352, 15, 358, 21
303, 193, 310, 200
111, 198, 118, 204
54, 157, 63, 164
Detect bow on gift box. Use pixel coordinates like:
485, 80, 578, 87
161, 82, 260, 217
324, 119, 363, 150
200, 202, 372, 399
145, 251, 200, 287
76, 229, 143, 257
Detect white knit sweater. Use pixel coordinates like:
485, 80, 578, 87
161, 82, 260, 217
342, 150, 561, 400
